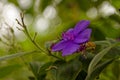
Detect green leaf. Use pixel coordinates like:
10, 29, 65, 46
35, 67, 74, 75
85, 59, 114, 80
87, 42, 120, 80
0, 64, 21, 78
87, 46, 112, 75
94, 40, 111, 46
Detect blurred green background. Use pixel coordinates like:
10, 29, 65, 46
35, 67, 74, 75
0, 0, 120, 80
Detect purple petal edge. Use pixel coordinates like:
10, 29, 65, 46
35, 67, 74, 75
52, 40, 66, 51
74, 28, 92, 43
74, 20, 90, 35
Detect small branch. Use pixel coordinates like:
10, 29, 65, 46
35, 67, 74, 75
16, 12, 64, 61
16, 19, 23, 27
24, 29, 45, 52
33, 32, 37, 41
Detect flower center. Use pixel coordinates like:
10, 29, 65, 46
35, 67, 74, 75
77, 44, 86, 52
62, 32, 74, 40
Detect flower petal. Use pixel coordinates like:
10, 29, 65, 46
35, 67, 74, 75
62, 42, 79, 56
74, 29, 92, 43
65, 28, 74, 34
62, 28, 74, 40
52, 40, 68, 51
74, 20, 90, 35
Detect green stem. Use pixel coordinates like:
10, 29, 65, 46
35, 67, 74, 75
18, 13, 64, 61
50, 54, 64, 61
24, 29, 44, 52
24, 28, 64, 61
0, 50, 39, 61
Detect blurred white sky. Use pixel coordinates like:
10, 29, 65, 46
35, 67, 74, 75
0, 0, 117, 40
86, 1, 116, 19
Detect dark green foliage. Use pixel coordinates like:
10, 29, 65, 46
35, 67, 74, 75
79, 53, 94, 71
92, 27, 105, 40
51, 58, 82, 80
77, 0, 92, 11
75, 70, 87, 80
30, 62, 53, 80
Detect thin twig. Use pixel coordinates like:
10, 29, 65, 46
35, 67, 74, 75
16, 12, 64, 61
33, 32, 37, 41
0, 50, 39, 61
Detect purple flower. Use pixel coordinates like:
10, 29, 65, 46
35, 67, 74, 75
52, 20, 92, 56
